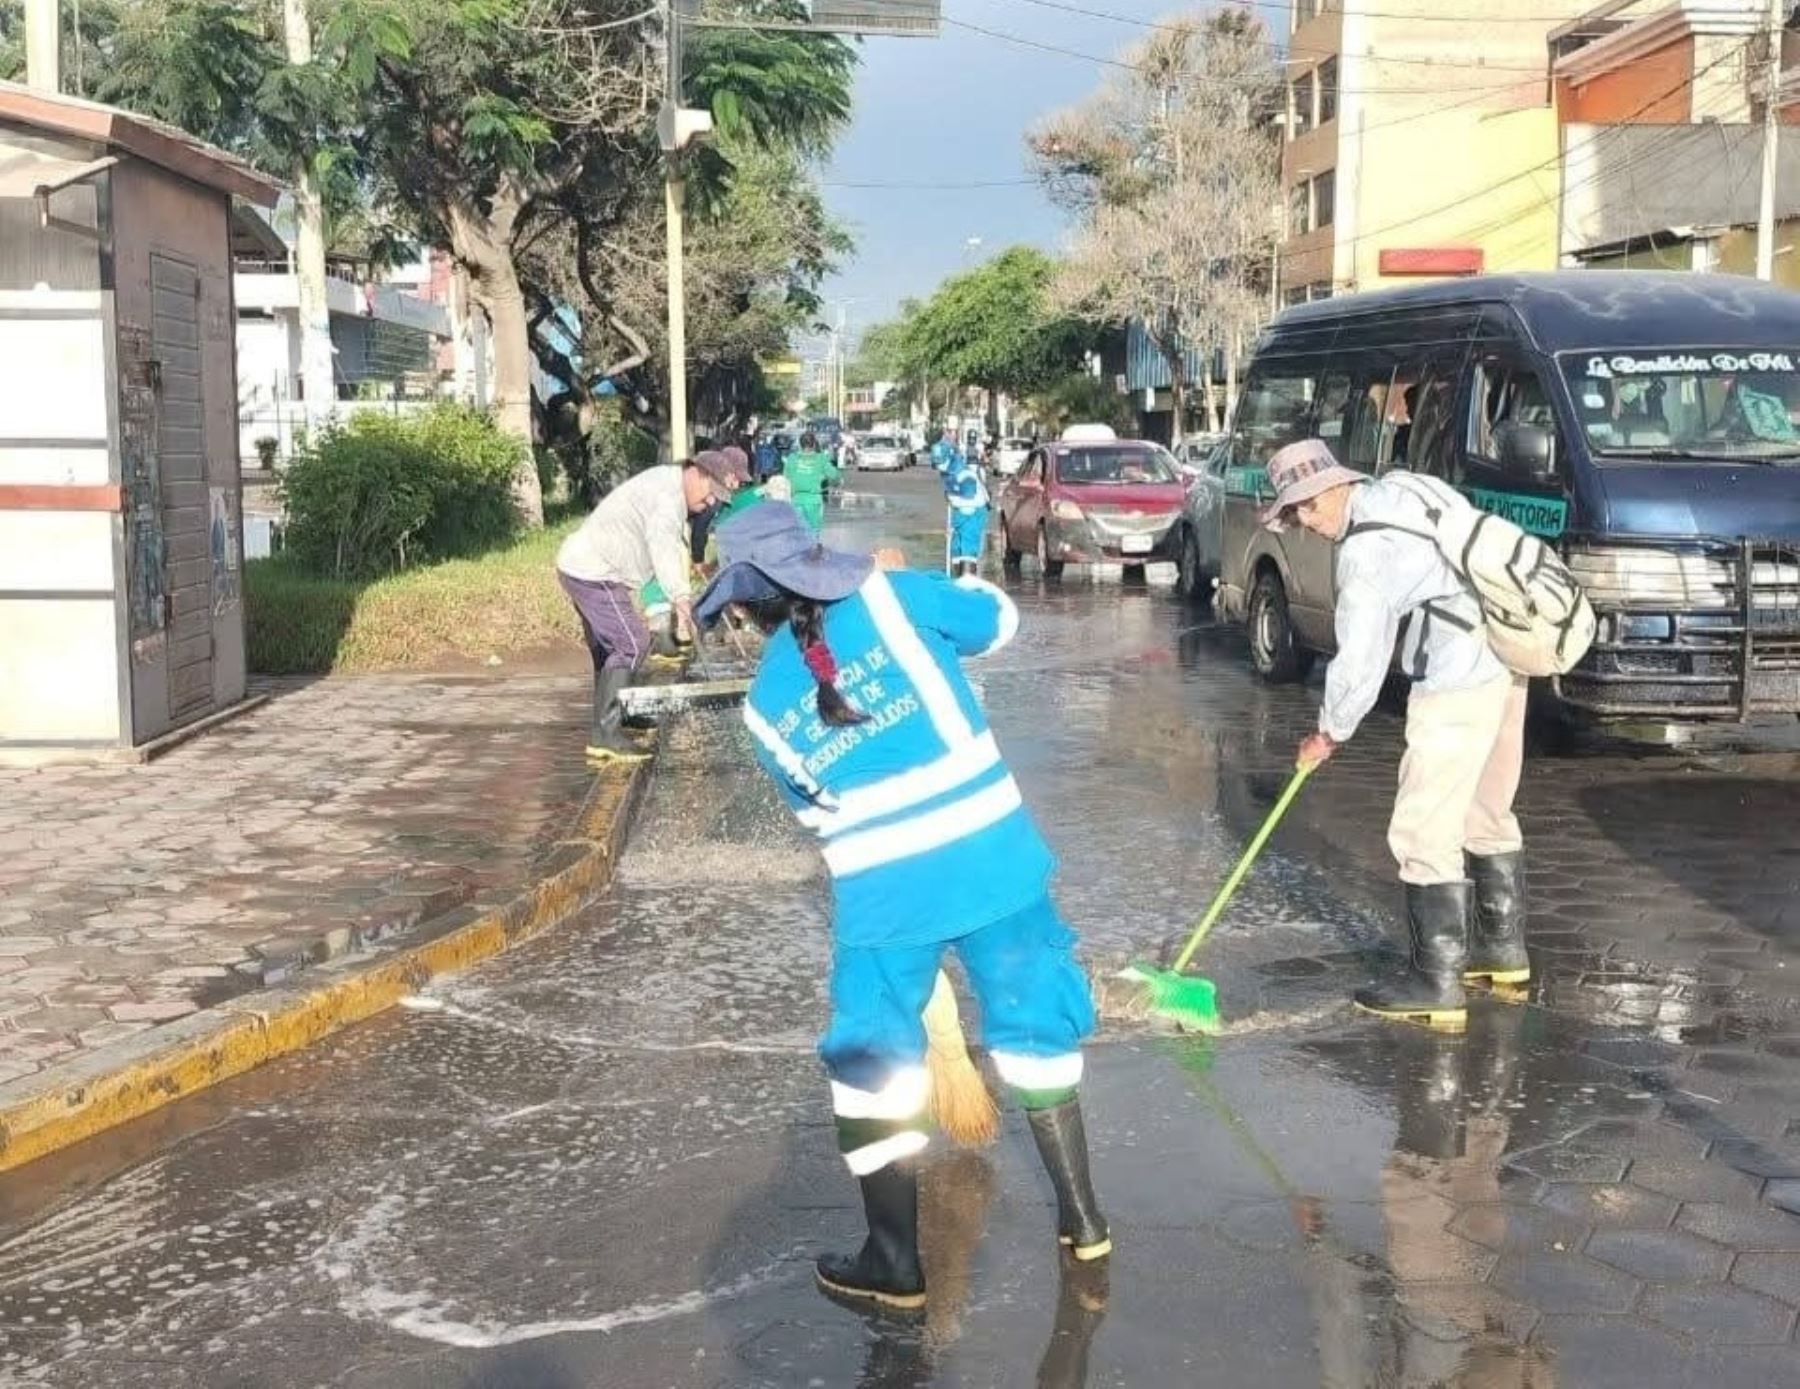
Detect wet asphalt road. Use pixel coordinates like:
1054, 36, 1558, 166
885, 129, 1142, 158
5, 469, 1800, 1387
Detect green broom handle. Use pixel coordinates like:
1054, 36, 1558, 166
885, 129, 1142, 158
1171, 762, 1315, 975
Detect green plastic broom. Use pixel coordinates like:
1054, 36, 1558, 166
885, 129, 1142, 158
1119, 763, 1316, 1033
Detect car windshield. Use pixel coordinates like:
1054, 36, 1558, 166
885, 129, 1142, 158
1057, 446, 1178, 484
865, 436, 897, 448
1561, 350, 1800, 461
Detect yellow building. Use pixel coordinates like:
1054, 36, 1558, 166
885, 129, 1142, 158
1278, 0, 1579, 303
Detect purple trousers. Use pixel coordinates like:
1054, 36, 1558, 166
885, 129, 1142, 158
558, 572, 650, 673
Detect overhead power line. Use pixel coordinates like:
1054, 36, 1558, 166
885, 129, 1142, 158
1239, 0, 1624, 23
824, 177, 1039, 188
941, 13, 1540, 95
991, 0, 1554, 72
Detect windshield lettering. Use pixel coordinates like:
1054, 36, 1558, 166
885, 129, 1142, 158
1563, 348, 1800, 459
1587, 351, 1797, 377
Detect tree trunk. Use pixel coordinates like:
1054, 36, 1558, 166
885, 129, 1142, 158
1200, 368, 1219, 434
283, 0, 335, 436
1225, 328, 1241, 432
1166, 347, 1187, 445
445, 181, 543, 525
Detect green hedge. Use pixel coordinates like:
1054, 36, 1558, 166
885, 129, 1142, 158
279, 404, 525, 579
245, 521, 583, 675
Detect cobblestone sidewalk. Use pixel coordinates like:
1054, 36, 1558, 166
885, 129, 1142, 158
0, 675, 593, 1085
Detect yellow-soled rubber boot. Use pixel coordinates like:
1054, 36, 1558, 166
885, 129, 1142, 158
1354, 882, 1470, 1032
1464, 850, 1531, 987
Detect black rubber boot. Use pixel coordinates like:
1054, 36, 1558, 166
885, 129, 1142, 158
815, 1163, 927, 1313
585, 667, 650, 765
1465, 851, 1530, 986
1027, 1100, 1112, 1261
1353, 882, 1469, 1030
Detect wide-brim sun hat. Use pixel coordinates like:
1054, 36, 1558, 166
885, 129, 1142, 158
693, 501, 873, 626
1259, 438, 1368, 531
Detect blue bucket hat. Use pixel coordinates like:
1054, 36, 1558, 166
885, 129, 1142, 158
693, 501, 874, 627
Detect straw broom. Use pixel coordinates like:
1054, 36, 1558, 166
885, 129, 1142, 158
923, 969, 999, 1147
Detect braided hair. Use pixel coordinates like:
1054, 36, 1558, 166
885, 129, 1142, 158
789, 599, 866, 727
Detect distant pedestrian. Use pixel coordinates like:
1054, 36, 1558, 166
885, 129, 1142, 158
692, 503, 1109, 1314
782, 430, 840, 533
1269, 439, 1529, 1031
944, 448, 989, 578
554, 451, 746, 763
753, 433, 781, 482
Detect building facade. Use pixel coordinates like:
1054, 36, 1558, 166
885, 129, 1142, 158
1278, 0, 1570, 303
1553, 0, 1800, 284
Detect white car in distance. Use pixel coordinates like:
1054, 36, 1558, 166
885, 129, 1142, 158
993, 436, 1034, 477
857, 433, 909, 472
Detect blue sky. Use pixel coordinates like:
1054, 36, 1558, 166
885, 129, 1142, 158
815, 0, 1216, 348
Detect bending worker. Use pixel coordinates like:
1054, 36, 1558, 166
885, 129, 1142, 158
782, 430, 840, 533
1265, 439, 1529, 1031
693, 503, 1109, 1314
554, 451, 745, 763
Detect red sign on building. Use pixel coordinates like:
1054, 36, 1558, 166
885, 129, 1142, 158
1378, 247, 1485, 276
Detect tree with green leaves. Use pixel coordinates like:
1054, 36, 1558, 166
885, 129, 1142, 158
7, 0, 856, 518
899, 248, 1093, 431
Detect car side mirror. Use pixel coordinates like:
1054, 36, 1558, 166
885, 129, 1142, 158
1495, 422, 1555, 484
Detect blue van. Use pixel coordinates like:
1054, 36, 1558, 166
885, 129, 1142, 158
1214, 272, 1800, 721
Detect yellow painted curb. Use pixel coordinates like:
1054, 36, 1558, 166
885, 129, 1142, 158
0, 758, 652, 1172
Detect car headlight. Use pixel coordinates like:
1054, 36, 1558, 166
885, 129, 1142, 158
1051, 498, 1085, 521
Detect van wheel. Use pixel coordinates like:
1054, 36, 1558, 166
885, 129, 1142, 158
1175, 526, 1210, 606
1037, 526, 1065, 580
1002, 520, 1023, 572
1248, 570, 1314, 683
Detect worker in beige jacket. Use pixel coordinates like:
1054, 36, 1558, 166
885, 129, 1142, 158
555, 453, 745, 762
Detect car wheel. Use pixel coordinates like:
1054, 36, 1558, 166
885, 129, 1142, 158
1248, 569, 1314, 684
1002, 520, 1023, 572
1037, 525, 1065, 580
1175, 526, 1211, 606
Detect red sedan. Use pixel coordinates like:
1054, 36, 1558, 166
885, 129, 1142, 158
998, 435, 1188, 576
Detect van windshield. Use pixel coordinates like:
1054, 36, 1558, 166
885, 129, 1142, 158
1560, 350, 1800, 461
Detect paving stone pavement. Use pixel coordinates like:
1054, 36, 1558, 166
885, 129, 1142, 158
0, 675, 593, 1084
1178, 631, 1800, 1366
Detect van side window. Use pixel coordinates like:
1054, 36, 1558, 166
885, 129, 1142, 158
1468, 358, 1559, 475
1234, 367, 1319, 466
1314, 372, 1356, 448
1401, 353, 1466, 480
1346, 369, 1408, 471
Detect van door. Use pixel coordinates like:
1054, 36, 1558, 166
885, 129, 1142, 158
1458, 351, 1572, 540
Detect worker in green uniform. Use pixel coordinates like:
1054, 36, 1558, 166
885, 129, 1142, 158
782, 430, 840, 534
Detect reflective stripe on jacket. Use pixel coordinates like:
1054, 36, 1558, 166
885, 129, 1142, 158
743, 569, 1050, 948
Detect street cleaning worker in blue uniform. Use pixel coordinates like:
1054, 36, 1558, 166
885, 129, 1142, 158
944, 449, 989, 579
694, 503, 1109, 1313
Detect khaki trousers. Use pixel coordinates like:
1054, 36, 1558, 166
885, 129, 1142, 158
1388, 673, 1528, 886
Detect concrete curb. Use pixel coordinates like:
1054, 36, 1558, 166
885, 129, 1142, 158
0, 757, 652, 1172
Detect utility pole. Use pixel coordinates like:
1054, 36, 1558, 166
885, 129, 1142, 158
1758, 0, 1786, 281
24, 0, 58, 92
284, 0, 336, 435
658, 0, 712, 460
